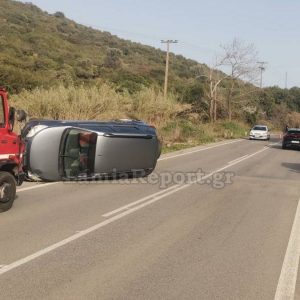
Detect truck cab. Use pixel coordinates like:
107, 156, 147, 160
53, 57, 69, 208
0, 88, 25, 212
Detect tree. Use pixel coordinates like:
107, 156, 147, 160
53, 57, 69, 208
54, 11, 65, 18
220, 39, 259, 120
103, 48, 122, 69
196, 39, 258, 123
197, 61, 230, 123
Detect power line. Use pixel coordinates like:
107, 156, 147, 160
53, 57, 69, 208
161, 40, 178, 98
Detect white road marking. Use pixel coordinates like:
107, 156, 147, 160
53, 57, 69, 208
17, 182, 58, 192
227, 154, 249, 165
158, 139, 244, 161
0, 144, 271, 276
274, 197, 300, 300
0, 187, 190, 276
104, 147, 268, 217
102, 184, 180, 217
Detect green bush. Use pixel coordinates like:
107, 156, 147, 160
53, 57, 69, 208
220, 121, 248, 138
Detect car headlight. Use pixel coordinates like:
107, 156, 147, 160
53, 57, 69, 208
26, 125, 48, 138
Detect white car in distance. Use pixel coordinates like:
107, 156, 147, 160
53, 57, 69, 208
249, 125, 270, 140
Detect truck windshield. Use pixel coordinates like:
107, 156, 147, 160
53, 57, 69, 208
0, 96, 5, 128
61, 129, 97, 178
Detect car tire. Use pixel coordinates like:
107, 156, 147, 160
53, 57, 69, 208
282, 143, 287, 150
0, 172, 16, 213
143, 169, 154, 177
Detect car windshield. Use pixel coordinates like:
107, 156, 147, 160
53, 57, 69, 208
61, 129, 97, 178
253, 126, 267, 131
0, 96, 5, 128
288, 129, 300, 134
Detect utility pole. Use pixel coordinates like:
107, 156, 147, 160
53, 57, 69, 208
257, 61, 267, 89
161, 40, 178, 98
285, 72, 288, 89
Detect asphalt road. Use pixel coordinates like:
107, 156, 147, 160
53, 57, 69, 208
1, 136, 300, 300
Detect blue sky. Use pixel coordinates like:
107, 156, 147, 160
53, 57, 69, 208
20, 0, 300, 88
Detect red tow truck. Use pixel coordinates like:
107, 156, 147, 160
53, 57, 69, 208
0, 88, 26, 212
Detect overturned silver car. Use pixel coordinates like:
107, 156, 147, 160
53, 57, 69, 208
22, 119, 161, 181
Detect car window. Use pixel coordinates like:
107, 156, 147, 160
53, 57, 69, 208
0, 96, 5, 128
253, 126, 267, 131
287, 130, 300, 134
62, 129, 97, 178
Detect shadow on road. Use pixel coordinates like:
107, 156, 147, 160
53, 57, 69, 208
268, 144, 282, 150
281, 162, 300, 173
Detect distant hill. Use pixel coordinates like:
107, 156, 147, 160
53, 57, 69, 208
0, 0, 206, 93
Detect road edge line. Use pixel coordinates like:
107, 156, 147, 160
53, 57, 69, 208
274, 197, 300, 300
158, 139, 243, 161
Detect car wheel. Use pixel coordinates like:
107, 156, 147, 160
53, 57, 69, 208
0, 172, 16, 213
282, 143, 287, 150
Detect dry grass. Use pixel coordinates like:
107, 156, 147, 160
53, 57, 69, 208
11, 84, 183, 127
287, 112, 300, 128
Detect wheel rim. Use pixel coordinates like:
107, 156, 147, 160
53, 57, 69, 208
0, 182, 12, 204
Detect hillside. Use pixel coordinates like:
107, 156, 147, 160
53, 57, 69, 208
0, 0, 206, 94
1, 0, 300, 144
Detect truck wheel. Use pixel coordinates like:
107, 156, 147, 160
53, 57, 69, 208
0, 172, 16, 213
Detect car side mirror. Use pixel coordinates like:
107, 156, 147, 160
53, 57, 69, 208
8, 107, 15, 131
16, 109, 27, 122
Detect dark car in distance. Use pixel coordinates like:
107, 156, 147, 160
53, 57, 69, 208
22, 119, 161, 181
282, 128, 300, 149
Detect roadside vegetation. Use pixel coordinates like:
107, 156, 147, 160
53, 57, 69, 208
12, 84, 248, 151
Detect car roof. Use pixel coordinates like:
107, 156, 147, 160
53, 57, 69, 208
23, 119, 156, 136
27, 119, 146, 126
